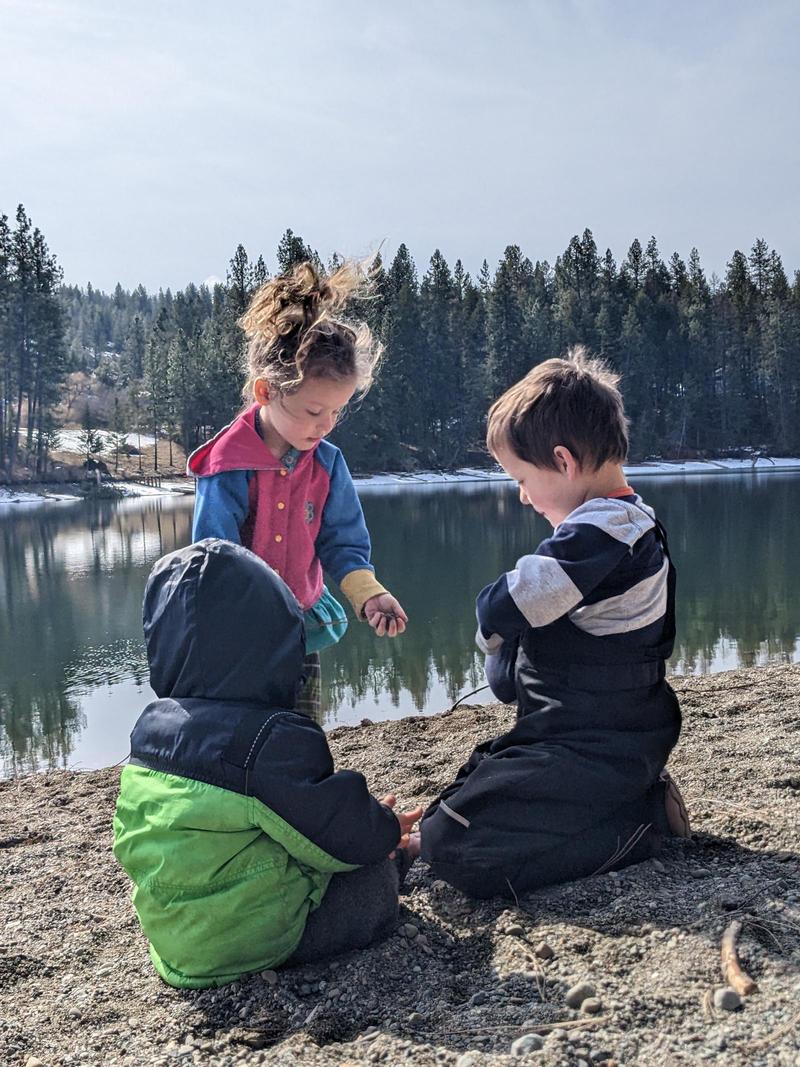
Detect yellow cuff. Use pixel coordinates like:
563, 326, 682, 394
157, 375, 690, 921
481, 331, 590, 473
339, 569, 388, 620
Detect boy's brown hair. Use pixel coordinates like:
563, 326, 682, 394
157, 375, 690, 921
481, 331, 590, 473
486, 346, 629, 471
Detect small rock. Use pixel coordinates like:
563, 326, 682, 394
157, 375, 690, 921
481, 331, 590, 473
713, 986, 742, 1012
456, 1055, 482, 1067
25, 1059, 45, 1067
260, 969, 278, 986
403, 923, 419, 939
408, 1011, 425, 1027
469, 990, 489, 1007
565, 981, 596, 1008
582, 997, 603, 1014
511, 1033, 544, 1056
651, 858, 666, 873
534, 941, 555, 960
506, 924, 525, 936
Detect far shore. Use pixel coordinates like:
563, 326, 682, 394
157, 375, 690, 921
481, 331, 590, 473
2, 456, 800, 509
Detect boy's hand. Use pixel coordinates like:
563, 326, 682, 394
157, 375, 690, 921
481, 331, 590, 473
364, 594, 408, 637
381, 793, 423, 856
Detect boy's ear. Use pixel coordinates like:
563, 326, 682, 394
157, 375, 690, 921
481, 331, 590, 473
253, 378, 271, 405
553, 445, 580, 479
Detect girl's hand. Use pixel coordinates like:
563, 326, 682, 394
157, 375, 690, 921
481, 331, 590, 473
364, 594, 408, 637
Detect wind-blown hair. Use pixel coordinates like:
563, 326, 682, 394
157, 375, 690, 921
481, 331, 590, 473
239, 260, 382, 403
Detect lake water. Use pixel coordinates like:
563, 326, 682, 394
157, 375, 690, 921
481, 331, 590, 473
1, 474, 798, 777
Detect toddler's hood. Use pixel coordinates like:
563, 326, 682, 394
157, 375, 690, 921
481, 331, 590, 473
143, 538, 305, 706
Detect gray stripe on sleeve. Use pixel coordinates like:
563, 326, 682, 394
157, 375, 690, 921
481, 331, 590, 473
568, 557, 669, 636
507, 554, 583, 628
475, 626, 504, 655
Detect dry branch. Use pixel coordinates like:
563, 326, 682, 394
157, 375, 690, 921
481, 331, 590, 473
721, 920, 758, 996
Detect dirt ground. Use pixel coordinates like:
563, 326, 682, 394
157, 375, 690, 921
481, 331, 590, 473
1, 664, 798, 1067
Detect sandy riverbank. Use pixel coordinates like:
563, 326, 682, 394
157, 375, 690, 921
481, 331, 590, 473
1, 664, 799, 1066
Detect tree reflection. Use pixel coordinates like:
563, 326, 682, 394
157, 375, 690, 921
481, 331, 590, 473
0, 476, 798, 773
0, 498, 192, 775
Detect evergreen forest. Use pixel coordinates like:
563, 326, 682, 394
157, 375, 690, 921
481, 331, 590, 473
2, 205, 799, 478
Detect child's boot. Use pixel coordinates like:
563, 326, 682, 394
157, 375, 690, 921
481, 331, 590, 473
659, 768, 691, 838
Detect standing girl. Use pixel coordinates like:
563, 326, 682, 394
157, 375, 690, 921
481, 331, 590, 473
188, 261, 407, 715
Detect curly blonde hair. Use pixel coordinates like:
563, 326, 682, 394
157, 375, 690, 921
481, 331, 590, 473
239, 259, 383, 403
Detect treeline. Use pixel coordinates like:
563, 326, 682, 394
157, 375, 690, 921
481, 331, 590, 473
3, 204, 800, 477
0, 206, 68, 474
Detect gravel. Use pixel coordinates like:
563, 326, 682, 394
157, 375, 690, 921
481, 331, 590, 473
1, 663, 799, 1066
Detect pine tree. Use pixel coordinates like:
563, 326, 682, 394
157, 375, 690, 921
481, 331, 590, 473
276, 229, 316, 274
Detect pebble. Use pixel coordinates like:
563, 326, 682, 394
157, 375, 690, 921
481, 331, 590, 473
565, 981, 596, 1008
408, 1011, 425, 1027
534, 941, 555, 960
469, 990, 489, 1007
651, 858, 666, 873
511, 1033, 544, 1056
260, 969, 278, 986
25, 1059, 45, 1067
402, 923, 419, 939
713, 986, 742, 1012
582, 997, 603, 1014
506, 924, 525, 936
456, 1055, 483, 1067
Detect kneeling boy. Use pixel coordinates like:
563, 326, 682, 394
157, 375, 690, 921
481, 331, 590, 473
418, 348, 689, 899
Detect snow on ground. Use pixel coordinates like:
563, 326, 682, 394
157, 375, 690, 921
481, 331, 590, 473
18, 427, 159, 453
0, 486, 84, 509
58, 428, 159, 452
355, 457, 800, 489
1, 459, 799, 509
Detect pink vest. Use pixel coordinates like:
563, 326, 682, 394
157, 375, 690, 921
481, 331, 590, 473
188, 407, 332, 611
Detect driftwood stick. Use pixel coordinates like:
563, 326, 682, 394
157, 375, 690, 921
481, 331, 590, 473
721, 920, 758, 995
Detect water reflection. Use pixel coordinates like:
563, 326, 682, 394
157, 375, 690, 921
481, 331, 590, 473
0, 498, 189, 776
0, 475, 798, 776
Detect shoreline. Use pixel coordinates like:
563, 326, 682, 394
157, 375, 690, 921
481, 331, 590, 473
1, 457, 800, 508
1, 663, 798, 1066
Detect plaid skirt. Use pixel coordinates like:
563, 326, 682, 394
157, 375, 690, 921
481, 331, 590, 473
296, 652, 322, 722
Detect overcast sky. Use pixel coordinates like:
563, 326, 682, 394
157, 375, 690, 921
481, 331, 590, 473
2, 0, 798, 292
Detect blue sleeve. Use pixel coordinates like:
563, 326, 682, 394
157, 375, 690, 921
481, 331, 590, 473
315, 450, 374, 582
192, 471, 251, 544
